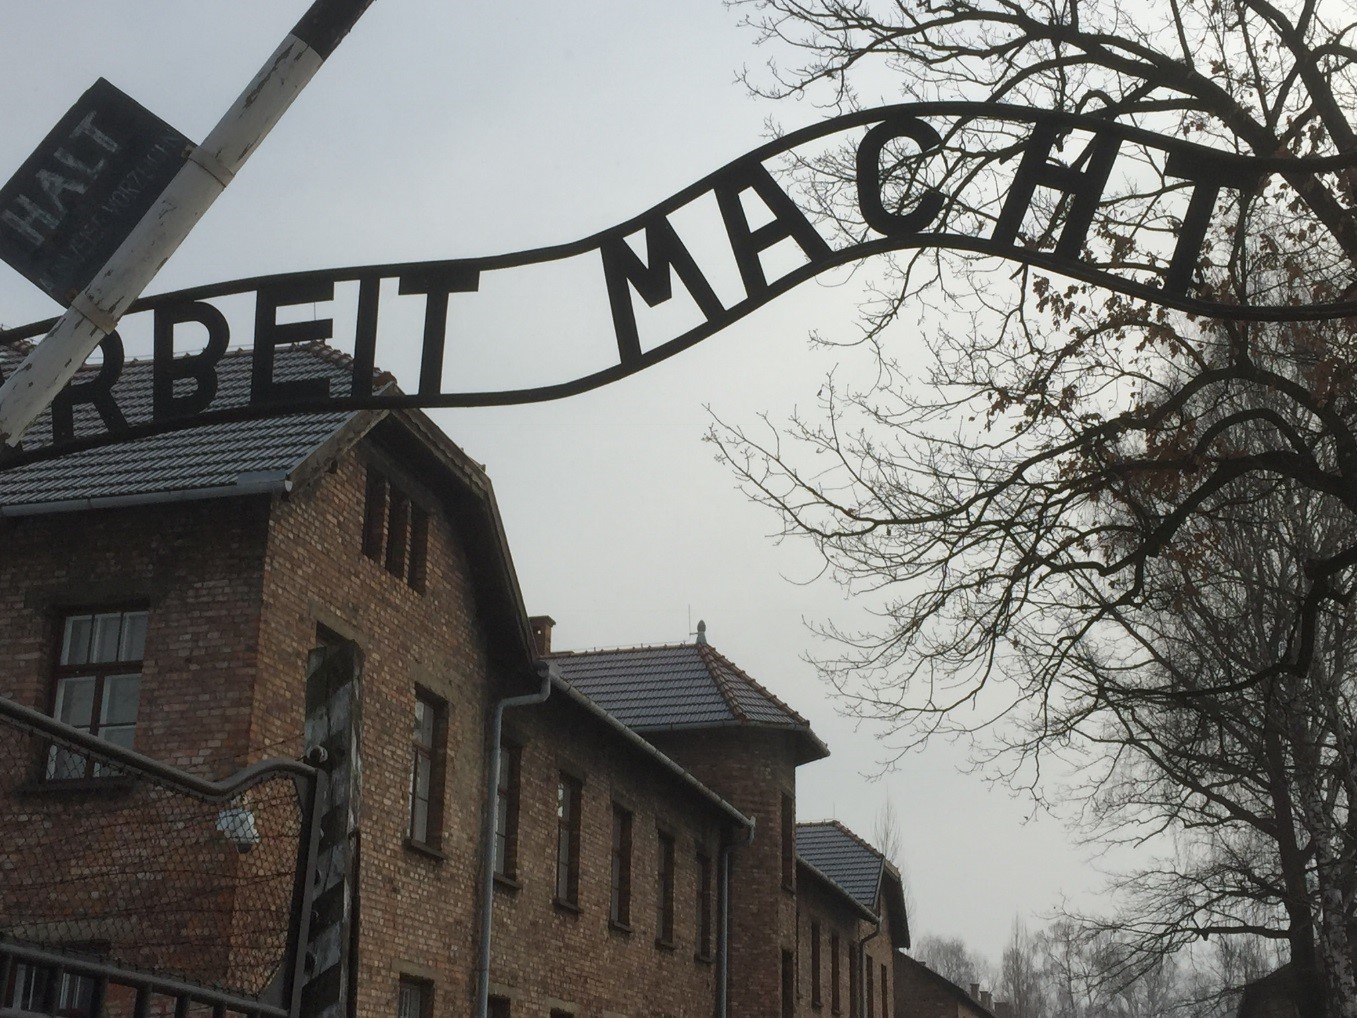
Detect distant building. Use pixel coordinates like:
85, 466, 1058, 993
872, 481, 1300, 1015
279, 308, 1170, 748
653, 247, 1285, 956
894, 955, 1009, 1018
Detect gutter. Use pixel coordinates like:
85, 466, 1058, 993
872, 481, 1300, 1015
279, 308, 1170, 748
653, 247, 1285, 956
549, 676, 753, 829
796, 858, 878, 924
475, 660, 554, 1018
0, 472, 292, 517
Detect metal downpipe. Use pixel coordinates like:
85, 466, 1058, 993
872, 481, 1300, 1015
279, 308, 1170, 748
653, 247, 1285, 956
475, 659, 554, 1018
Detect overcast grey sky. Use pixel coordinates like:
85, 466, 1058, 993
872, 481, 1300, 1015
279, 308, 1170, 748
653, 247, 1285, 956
0, 1, 1102, 965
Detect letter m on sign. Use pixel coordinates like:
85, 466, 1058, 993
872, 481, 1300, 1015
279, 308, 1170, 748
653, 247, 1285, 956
600, 219, 724, 366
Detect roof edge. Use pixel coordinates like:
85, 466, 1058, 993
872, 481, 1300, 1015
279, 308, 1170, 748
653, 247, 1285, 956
551, 675, 753, 831
796, 856, 878, 923
0, 473, 290, 517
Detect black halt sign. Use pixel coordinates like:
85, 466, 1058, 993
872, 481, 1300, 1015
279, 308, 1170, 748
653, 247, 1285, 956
0, 78, 190, 303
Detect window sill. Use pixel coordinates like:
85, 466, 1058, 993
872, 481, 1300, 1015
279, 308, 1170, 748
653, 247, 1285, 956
403, 837, 445, 862
609, 919, 633, 935
552, 897, 581, 916
18, 776, 136, 797
654, 937, 676, 952
493, 873, 521, 894
695, 952, 715, 966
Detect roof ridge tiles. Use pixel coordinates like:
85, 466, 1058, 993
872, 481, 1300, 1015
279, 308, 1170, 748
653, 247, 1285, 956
697, 642, 813, 729
545, 640, 693, 657
697, 643, 750, 724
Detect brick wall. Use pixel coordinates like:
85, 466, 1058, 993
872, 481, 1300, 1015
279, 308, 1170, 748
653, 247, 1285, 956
0, 418, 904, 1018
796, 872, 866, 1018
487, 691, 735, 1016
254, 439, 505, 1018
863, 892, 898, 1018
647, 726, 804, 1018
0, 428, 516, 1016
0, 497, 276, 993
896, 954, 989, 1018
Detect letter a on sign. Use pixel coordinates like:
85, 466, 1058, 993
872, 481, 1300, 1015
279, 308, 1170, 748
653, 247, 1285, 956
0, 79, 189, 303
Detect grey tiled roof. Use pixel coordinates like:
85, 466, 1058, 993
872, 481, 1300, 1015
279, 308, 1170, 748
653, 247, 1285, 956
550, 642, 828, 760
796, 821, 884, 913
0, 342, 359, 511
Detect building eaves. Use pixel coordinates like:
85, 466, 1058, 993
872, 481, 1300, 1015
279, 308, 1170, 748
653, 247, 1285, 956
550, 642, 829, 764
550, 674, 754, 832
796, 857, 878, 923
0, 343, 368, 514
0, 340, 543, 687
796, 820, 885, 910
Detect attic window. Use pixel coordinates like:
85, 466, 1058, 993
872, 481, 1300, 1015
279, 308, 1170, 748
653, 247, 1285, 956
362, 467, 429, 593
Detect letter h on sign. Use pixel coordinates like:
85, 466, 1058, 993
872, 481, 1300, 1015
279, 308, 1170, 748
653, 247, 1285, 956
992, 121, 1121, 259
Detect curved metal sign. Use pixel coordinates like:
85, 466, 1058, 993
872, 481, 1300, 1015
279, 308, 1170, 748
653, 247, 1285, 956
3, 102, 1355, 466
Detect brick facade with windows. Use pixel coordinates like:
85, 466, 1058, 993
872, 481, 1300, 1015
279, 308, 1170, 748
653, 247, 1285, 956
0, 343, 921, 1018
485, 686, 743, 1017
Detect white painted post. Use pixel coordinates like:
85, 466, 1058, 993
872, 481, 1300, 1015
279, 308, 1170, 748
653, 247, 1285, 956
0, 0, 376, 448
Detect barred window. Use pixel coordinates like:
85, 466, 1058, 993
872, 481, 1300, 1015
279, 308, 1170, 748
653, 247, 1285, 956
396, 977, 431, 1018
811, 921, 823, 1006
656, 830, 676, 945
696, 850, 714, 959
494, 741, 521, 879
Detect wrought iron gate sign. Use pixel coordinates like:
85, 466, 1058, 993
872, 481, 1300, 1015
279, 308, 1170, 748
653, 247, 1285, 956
3, 101, 1355, 466
0, 79, 190, 304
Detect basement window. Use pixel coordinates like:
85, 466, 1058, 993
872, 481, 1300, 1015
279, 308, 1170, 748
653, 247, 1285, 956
396, 977, 431, 1018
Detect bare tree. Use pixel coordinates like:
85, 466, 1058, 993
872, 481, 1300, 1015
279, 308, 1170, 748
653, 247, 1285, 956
872, 797, 918, 919
916, 933, 991, 989
712, 0, 1357, 1014
1003, 917, 1049, 1018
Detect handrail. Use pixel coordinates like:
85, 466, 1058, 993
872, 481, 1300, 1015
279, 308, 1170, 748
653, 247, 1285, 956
0, 692, 326, 1018
0, 939, 288, 1018
0, 694, 322, 797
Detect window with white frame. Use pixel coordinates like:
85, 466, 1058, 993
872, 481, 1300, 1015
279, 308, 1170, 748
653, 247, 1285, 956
47, 609, 147, 780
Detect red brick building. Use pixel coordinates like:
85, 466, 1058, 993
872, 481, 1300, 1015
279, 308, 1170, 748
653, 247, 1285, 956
0, 342, 915, 1018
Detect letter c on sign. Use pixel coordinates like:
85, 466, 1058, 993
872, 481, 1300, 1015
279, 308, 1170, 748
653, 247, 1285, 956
856, 116, 945, 237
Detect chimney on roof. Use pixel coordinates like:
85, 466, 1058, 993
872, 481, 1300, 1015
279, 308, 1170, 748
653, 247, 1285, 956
995, 1002, 1014, 1018
529, 615, 556, 655
695, 620, 707, 645
970, 984, 980, 1001
981, 990, 992, 1010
